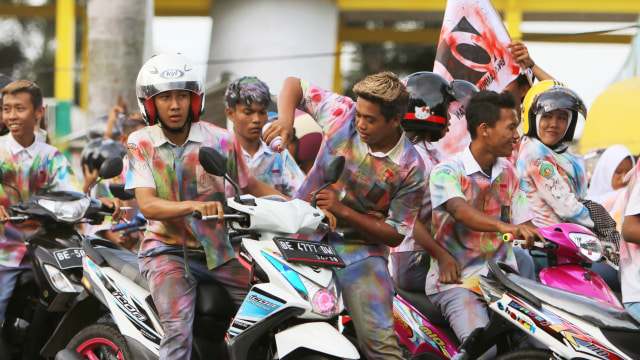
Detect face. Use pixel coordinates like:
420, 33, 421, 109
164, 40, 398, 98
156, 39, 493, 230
612, 157, 633, 190
485, 108, 520, 158
153, 90, 191, 130
2, 91, 42, 142
538, 109, 569, 146
355, 97, 400, 152
226, 103, 268, 143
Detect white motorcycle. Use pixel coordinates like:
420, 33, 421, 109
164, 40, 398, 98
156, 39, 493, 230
53, 147, 359, 360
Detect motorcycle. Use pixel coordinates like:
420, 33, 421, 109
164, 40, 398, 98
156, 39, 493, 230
53, 147, 360, 360
392, 223, 623, 359
0, 158, 123, 360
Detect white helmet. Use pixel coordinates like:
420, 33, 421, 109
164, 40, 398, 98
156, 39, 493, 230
136, 53, 205, 126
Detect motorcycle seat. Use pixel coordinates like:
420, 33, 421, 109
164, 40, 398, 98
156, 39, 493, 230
395, 286, 449, 327
95, 247, 149, 291
505, 273, 640, 331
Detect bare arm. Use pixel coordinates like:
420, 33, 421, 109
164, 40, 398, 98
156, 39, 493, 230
315, 187, 403, 247
413, 220, 461, 283
622, 214, 640, 245
445, 197, 541, 248
508, 41, 554, 81
263, 77, 303, 151
134, 187, 224, 221
242, 176, 289, 199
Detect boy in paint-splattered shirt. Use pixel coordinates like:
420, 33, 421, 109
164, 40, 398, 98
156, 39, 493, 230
266, 72, 425, 360
224, 76, 304, 198
425, 91, 540, 351
0, 80, 120, 327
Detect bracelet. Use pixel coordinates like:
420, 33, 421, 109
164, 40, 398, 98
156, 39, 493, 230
528, 60, 535, 69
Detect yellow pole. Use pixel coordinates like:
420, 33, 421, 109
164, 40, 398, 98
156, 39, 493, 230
333, 19, 344, 94
504, 0, 522, 41
54, 0, 75, 138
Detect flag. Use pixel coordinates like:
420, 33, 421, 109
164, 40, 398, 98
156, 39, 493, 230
433, 0, 521, 159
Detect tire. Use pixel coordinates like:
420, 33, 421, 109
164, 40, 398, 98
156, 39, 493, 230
66, 324, 133, 360
495, 349, 555, 360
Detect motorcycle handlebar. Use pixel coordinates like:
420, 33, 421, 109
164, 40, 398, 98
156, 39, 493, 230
192, 210, 246, 221
503, 233, 550, 249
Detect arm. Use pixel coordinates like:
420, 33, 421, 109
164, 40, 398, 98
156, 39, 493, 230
263, 77, 303, 151
413, 220, 461, 284
526, 160, 594, 227
135, 187, 224, 221
445, 197, 541, 248
622, 214, 640, 245
315, 187, 403, 246
508, 41, 554, 81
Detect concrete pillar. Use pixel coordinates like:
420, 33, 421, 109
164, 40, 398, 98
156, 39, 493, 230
207, 0, 339, 95
87, 0, 152, 124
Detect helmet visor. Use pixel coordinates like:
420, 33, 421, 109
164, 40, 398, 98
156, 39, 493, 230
449, 80, 479, 107
533, 89, 587, 119
136, 80, 202, 99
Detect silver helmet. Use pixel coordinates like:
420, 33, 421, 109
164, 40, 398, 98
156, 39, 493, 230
135, 53, 205, 125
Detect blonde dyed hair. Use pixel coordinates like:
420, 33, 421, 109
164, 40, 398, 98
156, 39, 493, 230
352, 71, 410, 121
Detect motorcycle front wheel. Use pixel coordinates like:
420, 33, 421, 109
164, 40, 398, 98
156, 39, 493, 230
495, 349, 555, 360
66, 323, 133, 360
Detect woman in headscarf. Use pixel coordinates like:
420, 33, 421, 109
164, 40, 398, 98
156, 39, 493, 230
588, 144, 635, 226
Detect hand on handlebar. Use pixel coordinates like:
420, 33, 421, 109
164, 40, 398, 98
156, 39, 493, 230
320, 209, 337, 232
98, 197, 123, 222
0, 205, 9, 223
502, 222, 543, 250
193, 201, 225, 222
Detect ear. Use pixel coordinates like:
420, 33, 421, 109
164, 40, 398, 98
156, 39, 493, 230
224, 107, 235, 121
479, 122, 488, 137
35, 106, 45, 123
390, 113, 402, 128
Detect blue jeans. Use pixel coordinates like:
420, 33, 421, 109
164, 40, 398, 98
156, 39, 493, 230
139, 252, 249, 360
0, 256, 32, 327
624, 302, 640, 324
336, 256, 402, 360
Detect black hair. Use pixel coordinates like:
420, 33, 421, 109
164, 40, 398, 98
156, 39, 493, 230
466, 91, 516, 139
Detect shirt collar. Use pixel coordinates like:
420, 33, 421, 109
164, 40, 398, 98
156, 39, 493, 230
241, 140, 272, 160
7, 133, 39, 158
462, 145, 504, 182
149, 122, 205, 147
357, 130, 406, 166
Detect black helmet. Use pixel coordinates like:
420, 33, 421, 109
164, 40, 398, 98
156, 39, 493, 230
402, 72, 478, 141
81, 139, 126, 173
526, 85, 587, 144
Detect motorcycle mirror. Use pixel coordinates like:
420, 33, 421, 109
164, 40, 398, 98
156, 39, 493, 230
199, 147, 228, 177
98, 157, 124, 180
198, 146, 244, 204
311, 156, 346, 208
109, 184, 135, 201
323, 156, 345, 184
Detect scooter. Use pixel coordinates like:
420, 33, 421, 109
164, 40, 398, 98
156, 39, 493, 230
0, 158, 123, 360
53, 147, 360, 360
393, 223, 622, 359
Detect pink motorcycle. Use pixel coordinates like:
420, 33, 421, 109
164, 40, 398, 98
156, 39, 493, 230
393, 222, 621, 359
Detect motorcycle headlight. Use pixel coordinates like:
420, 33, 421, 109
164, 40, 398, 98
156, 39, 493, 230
301, 276, 339, 317
569, 232, 603, 263
38, 197, 91, 223
43, 264, 84, 293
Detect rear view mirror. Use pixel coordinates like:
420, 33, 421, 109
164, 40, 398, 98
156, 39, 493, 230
199, 147, 227, 177
323, 156, 345, 184
98, 157, 124, 180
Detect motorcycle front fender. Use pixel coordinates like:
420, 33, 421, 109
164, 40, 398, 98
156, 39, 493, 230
275, 322, 360, 359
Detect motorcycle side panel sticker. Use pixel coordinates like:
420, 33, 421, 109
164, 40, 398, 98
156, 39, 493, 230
228, 288, 285, 338
494, 295, 626, 360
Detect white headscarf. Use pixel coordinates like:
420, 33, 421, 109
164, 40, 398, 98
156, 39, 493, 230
587, 144, 635, 204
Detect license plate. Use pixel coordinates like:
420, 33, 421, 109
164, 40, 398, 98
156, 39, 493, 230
274, 238, 345, 268
53, 248, 86, 269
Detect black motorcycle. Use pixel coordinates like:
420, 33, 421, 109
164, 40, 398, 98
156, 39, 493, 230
0, 158, 123, 360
